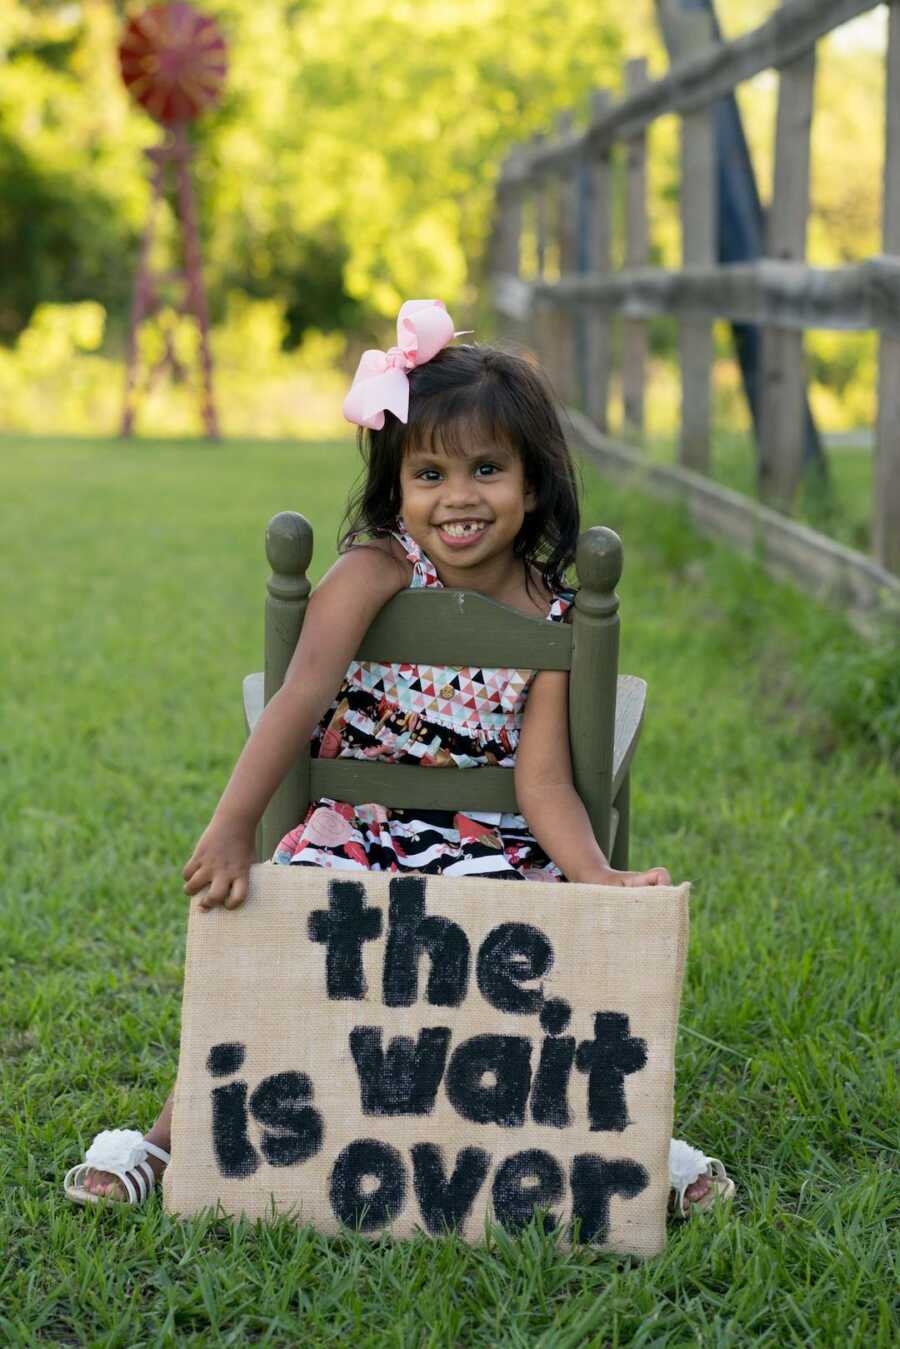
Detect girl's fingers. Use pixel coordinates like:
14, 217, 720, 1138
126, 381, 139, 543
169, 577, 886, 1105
225, 875, 249, 910
622, 867, 672, 886
637, 867, 672, 886
196, 871, 252, 911
199, 874, 230, 911
184, 865, 211, 896
182, 855, 201, 881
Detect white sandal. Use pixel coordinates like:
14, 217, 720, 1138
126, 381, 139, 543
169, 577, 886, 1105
669, 1138, 736, 1217
64, 1128, 170, 1206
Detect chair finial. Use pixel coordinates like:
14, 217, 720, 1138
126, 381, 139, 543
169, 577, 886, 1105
576, 526, 623, 596
266, 511, 313, 578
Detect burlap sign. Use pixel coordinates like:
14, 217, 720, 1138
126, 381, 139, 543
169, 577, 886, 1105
165, 864, 689, 1258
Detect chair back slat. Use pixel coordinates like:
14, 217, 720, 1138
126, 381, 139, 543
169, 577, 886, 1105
357, 590, 572, 669
309, 761, 519, 813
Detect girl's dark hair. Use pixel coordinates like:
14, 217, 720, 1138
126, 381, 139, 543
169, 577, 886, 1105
340, 343, 580, 590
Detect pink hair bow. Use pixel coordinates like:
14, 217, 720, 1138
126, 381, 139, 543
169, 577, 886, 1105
343, 300, 458, 430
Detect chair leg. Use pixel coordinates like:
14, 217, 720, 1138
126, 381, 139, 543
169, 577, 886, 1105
610, 772, 630, 871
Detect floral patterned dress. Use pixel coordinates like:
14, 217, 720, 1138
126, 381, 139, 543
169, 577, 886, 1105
274, 523, 574, 881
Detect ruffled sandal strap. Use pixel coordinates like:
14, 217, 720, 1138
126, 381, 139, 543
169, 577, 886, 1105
63, 1129, 170, 1206
668, 1138, 736, 1218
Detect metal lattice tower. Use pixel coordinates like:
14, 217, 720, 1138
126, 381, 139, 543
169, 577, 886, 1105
118, 2, 227, 438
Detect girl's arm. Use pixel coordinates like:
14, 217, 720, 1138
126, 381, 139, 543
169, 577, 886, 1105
515, 669, 672, 886
183, 544, 409, 910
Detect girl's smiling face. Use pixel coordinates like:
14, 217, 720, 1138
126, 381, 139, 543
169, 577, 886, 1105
398, 435, 536, 578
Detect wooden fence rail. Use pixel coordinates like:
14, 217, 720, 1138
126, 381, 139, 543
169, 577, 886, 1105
499, 0, 881, 181
498, 258, 900, 336
490, 0, 900, 578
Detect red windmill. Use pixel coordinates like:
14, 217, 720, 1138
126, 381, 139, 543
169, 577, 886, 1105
118, 2, 227, 438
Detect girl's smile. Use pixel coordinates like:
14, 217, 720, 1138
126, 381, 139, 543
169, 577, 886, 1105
436, 518, 491, 548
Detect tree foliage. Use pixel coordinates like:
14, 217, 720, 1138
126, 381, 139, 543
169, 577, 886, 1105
0, 132, 137, 343
0, 0, 888, 369
0, 0, 630, 344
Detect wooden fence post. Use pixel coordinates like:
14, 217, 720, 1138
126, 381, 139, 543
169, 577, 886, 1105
532, 155, 552, 372
556, 112, 579, 407
876, 0, 900, 574
678, 13, 717, 473
585, 89, 613, 431
501, 177, 523, 281
489, 158, 509, 281
533, 137, 547, 280
575, 143, 591, 410
623, 58, 650, 440
758, 1, 816, 509
493, 152, 527, 348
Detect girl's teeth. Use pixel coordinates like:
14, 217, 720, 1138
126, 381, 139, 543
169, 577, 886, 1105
444, 522, 484, 537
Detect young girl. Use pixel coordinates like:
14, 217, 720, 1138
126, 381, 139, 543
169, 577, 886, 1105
66, 301, 733, 1216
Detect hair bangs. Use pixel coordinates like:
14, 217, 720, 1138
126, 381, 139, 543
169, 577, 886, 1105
406, 386, 514, 462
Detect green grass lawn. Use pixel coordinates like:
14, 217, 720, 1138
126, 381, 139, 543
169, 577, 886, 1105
1, 434, 897, 1346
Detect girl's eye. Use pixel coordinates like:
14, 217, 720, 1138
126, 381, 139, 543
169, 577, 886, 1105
413, 463, 501, 482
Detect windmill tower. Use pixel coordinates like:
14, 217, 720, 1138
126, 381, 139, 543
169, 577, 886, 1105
118, 2, 227, 438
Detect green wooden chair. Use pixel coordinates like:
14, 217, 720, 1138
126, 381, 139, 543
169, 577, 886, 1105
243, 512, 646, 871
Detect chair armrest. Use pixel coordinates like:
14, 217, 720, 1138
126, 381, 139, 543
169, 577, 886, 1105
243, 672, 264, 735
612, 675, 647, 799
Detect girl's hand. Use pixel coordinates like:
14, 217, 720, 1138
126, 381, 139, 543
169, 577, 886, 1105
594, 865, 672, 887
183, 818, 257, 911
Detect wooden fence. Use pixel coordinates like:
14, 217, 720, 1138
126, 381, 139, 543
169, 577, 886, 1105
489, 0, 900, 583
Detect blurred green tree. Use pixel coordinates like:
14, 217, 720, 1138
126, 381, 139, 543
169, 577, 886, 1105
0, 134, 136, 343
0, 0, 630, 344
0, 0, 887, 367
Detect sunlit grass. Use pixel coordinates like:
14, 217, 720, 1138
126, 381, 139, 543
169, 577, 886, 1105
1, 434, 897, 1345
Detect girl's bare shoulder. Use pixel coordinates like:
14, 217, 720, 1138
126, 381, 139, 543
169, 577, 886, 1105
347, 532, 409, 564
315, 536, 411, 608
285, 542, 410, 686
344, 532, 413, 580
